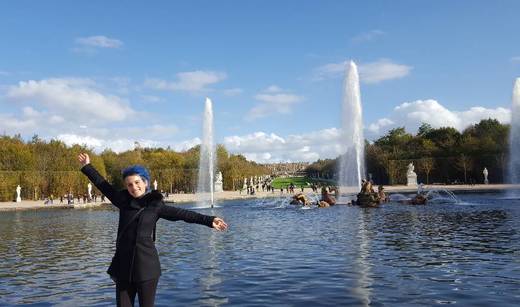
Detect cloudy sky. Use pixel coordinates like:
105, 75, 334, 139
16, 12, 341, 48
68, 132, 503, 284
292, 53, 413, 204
1, 1, 519, 162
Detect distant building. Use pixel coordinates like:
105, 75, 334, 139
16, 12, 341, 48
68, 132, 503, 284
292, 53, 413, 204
262, 162, 309, 177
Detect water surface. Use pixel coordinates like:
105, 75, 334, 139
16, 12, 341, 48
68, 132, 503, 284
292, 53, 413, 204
1, 193, 519, 306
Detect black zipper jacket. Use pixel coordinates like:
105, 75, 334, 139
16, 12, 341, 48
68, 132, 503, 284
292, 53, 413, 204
81, 164, 215, 282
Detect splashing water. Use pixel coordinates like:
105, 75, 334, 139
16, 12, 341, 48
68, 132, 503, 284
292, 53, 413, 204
424, 189, 459, 204
338, 61, 366, 194
389, 189, 459, 204
196, 98, 215, 207
509, 78, 520, 197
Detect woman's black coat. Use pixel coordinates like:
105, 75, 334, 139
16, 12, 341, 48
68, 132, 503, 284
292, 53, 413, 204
81, 164, 215, 282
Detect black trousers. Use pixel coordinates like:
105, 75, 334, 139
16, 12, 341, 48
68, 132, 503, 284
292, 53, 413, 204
116, 278, 159, 307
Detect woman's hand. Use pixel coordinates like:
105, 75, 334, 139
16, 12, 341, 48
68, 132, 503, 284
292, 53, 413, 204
212, 217, 228, 231
78, 153, 90, 167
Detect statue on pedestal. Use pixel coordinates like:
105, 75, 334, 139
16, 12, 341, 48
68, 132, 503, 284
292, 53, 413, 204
16, 185, 21, 202
214, 171, 223, 192
153, 179, 158, 191
406, 162, 418, 186
242, 178, 247, 190
483, 168, 489, 184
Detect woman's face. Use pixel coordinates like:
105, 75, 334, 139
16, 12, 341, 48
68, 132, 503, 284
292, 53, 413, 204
125, 175, 148, 198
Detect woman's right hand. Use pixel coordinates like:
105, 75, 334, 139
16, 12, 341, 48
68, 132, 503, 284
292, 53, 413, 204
78, 153, 90, 167
212, 217, 228, 231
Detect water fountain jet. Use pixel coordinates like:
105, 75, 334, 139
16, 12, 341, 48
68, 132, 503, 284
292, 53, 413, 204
508, 78, 520, 197
338, 61, 366, 197
196, 97, 215, 208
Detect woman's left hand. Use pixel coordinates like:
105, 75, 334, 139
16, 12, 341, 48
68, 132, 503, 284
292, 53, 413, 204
212, 217, 228, 231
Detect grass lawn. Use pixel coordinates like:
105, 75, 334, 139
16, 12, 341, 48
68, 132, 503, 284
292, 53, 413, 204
271, 177, 337, 189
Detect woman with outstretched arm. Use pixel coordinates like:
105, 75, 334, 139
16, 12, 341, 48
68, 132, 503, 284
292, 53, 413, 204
78, 153, 228, 307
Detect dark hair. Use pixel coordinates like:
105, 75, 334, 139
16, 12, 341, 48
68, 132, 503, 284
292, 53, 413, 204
122, 165, 151, 190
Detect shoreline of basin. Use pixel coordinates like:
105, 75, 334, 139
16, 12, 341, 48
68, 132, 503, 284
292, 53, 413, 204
1, 183, 518, 211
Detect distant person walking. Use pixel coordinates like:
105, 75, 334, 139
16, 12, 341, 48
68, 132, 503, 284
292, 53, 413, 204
78, 153, 228, 307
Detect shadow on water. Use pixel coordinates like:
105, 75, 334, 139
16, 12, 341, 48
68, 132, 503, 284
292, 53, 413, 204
1, 193, 520, 306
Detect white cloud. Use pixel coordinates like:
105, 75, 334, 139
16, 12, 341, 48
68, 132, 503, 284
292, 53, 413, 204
224, 98, 512, 162
170, 137, 201, 152
75, 35, 123, 48
255, 93, 302, 105
351, 30, 385, 44
6, 78, 135, 122
145, 70, 227, 93
0, 78, 189, 153
224, 132, 286, 151
54, 133, 198, 154
511, 56, 520, 63
368, 118, 394, 133
57, 134, 104, 148
313, 62, 345, 81
22, 106, 41, 117
0, 113, 37, 132
358, 59, 412, 83
57, 134, 162, 153
247, 86, 304, 120
314, 59, 412, 83
124, 125, 179, 140
141, 95, 163, 103
225, 101, 510, 162
223, 128, 342, 163
49, 115, 65, 124
264, 85, 283, 93
84, 123, 180, 142
367, 99, 511, 138
222, 88, 243, 96
458, 106, 511, 125
0, 106, 65, 135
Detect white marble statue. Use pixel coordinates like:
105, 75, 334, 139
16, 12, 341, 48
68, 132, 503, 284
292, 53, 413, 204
87, 182, 92, 199
243, 178, 247, 190
214, 171, 223, 192
483, 167, 489, 184
407, 162, 418, 186
16, 185, 21, 202
153, 179, 158, 191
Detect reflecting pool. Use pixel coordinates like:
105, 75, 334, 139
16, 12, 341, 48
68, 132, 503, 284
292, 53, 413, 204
1, 193, 519, 306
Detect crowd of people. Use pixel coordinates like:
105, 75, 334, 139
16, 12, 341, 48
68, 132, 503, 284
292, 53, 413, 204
41, 192, 107, 205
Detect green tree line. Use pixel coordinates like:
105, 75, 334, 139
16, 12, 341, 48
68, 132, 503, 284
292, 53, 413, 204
0, 135, 268, 201
306, 119, 510, 185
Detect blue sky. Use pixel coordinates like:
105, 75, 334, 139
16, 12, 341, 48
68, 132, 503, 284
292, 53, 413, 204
1, 1, 519, 162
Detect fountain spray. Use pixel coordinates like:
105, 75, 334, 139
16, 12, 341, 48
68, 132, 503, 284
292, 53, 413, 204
197, 97, 215, 208
509, 78, 520, 194
338, 61, 366, 194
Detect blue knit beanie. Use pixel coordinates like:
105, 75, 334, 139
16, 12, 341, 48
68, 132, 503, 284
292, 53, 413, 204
122, 165, 151, 191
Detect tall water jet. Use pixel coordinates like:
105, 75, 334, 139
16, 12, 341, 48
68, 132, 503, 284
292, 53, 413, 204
196, 97, 215, 207
338, 61, 366, 194
508, 78, 520, 195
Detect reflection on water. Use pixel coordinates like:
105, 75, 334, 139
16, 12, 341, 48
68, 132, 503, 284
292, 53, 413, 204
0, 207, 117, 306
1, 194, 520, 306
350, 211, 373, 306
